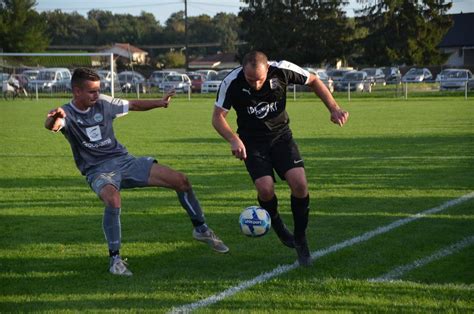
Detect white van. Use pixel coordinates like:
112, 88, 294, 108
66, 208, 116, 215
28, 68, 72, 92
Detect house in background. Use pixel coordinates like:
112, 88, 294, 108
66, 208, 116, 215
438, 13, 474, 67
101, 43, 148, 65
189, 52, 239, 70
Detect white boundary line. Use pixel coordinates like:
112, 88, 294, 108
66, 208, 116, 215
370, 235, 474, 282
170, 192, 474, 313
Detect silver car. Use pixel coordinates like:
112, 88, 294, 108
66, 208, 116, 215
438, 69, 473, 91
201, 69, 232, 93
361, 68, 386, 85
335, 71, 369, 92
402, 68, 433, 83
149, 70, 178, 87
161, 74, 191, 93
28, 68, 72, 92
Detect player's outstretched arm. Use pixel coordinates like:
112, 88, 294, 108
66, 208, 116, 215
307, 74, 349, 127
212, 106, 247, 160
45, 107, 66, 132
129, 90, 176, 111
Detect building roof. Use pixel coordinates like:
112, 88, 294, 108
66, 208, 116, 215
113, 43, 147, 54
189, 53, 239, 69
438, 13, 474, 48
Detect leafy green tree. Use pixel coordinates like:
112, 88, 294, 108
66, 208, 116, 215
163, 51, 185, 68
239, 0, 352, 65
0, 0, 49, 52
355, 0, 452, 66
42, 10, 95, 45
213, 13, 241, 53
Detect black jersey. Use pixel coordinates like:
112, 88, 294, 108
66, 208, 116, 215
215, 61, 310, 140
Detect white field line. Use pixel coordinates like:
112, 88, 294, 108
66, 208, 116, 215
370, 235, 474, 282
170, 192, 474, 313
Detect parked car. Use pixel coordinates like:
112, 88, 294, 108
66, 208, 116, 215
0, 73, 10, 92
187, 72, 206, 93
195, 69, 218, 80
161, 74, 191, 93
201, 69, 233, 93
438, 69, 474, 91
21, 69, 40, 81
361, 68, 386, 85
118, 71, 146, 93
28, 68, 72, 92
301, 67, 334, 93
149, 70, 178, 87
380, 67, 401, 84
402, 68, 433, 83
335, 71, 369, 92
327, 69, 353, 83
97, 70, 120, 92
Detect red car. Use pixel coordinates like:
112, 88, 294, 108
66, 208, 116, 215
187, 72, 206, 93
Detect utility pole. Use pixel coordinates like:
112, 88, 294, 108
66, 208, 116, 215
184, 0, 189, 70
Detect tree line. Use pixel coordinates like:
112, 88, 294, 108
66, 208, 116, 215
0, 0, 453, 68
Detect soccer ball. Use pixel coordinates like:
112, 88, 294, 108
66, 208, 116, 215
239, 206, 271, 237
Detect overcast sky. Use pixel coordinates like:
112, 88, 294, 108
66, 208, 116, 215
34, 0, 473, 24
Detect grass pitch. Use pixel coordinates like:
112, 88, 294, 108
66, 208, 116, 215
0, 95, 473, 312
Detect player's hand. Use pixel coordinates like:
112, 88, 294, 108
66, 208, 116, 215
330, 108, 349, 126
161, 90, 176, 107
230, 136, 247, 160
46, 107, 66, 132
47, 107, 66, 119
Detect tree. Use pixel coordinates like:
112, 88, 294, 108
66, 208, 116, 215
163, 51, 185, 68
355, 0, 452, 66
239, 0, 353, 66
42, 10, 95, 46
0, 0, 49, 52
213, 13, 241, 53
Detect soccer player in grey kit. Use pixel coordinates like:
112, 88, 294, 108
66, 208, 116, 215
45, 68, 228, 276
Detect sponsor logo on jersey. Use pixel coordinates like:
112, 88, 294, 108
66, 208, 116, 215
93, 113, 103, 123
247, 101, 278, 119
86, 125, 102, 142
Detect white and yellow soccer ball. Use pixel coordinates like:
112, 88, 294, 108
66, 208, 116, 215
239, 206, 271, 237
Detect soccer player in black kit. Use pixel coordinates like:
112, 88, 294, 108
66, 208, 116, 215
212, 51, 349, 266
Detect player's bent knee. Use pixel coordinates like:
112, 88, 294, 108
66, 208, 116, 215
290, 182, 308, 198
255, 183, 275, 201
175, 173, 191, 192
99, 185, 121, 208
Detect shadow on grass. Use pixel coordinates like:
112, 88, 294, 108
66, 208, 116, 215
0, 134, 472, 311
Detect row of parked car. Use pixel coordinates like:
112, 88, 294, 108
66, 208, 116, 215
2, 66, 473, 96
1, 68, 234, 94
306, 67, 474, 92
97, 69, 233, 94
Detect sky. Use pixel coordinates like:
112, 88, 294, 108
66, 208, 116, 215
34, 0, 474, 24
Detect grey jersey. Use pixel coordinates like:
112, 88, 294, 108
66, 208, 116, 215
60, 94, 129, 174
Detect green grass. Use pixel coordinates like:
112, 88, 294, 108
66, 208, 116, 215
0, 95, 473, 312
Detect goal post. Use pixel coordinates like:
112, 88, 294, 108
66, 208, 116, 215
0, 52, 116, 99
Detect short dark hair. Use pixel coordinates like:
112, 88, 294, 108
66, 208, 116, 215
242, 51, 268, 69
71, 67, 100, 89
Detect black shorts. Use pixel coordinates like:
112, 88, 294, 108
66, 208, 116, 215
242, 132, 304, 182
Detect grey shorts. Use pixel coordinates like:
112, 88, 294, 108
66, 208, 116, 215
85, 154, 156, 195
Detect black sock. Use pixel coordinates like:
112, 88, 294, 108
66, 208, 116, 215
258, 194, 279, 219
291, 194, 310, 241
109, 250, 120, 258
